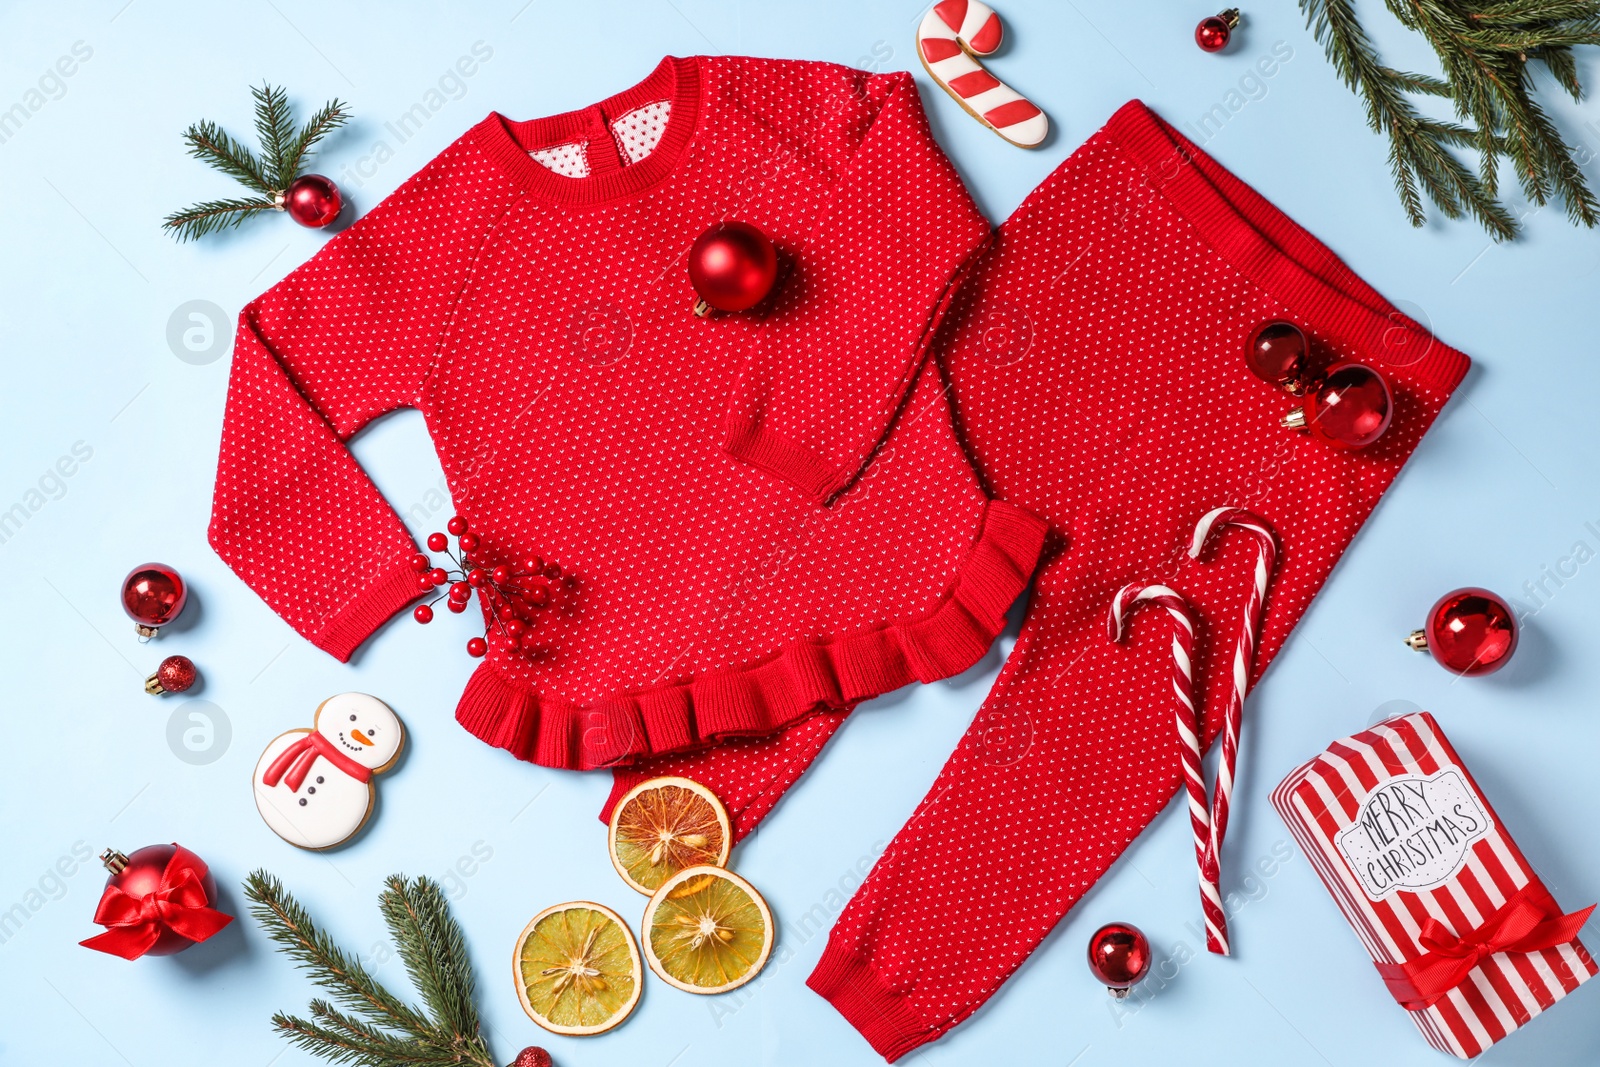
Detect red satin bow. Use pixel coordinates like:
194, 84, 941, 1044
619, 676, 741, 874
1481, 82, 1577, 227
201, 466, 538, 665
78, 844, 234, 960
1375, 883, 1594, 1010
261, 730, 372, 792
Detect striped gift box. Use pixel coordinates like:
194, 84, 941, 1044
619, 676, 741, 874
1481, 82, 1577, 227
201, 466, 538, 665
1272, 712, 1596, 1057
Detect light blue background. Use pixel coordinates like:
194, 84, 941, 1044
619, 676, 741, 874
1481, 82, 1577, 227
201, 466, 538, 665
2, 2, 1597, 1065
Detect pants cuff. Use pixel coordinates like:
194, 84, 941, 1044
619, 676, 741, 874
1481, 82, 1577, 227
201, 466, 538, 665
807, 938, 932, 1062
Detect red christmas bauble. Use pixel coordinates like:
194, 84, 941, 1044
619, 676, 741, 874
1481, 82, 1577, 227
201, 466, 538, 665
1409, 588, 1518, 676
283, 174, 342, 228
466, 636, 488, 658
81, 844, 231, 958
688, 220, 778, 315
1284, 362, 1393, 449
121, 563, 187, 638
1195, 9, 1240, 52
144, 655, 197, 695
512, 1047, 552, 1067
1087, 921, 1151, 996
1245, 320, 1309, 392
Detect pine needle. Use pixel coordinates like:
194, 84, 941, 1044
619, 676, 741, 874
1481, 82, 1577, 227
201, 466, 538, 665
1300, 0, 1600, 240
162, 196, 279, 242
284, 99, 350, 178
253, 83, 297, 190
179, 119, 273, 194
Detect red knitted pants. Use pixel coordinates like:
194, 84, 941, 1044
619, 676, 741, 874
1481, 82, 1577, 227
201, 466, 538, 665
602, 101, 1470, 1060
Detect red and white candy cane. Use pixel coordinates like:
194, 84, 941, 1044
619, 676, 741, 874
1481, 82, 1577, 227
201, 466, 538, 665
1186, 506, 1280, 955
916, 1, 1048, 148
1108, 583, 1229, 955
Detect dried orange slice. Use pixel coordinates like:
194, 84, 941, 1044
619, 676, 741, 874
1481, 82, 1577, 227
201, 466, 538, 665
513, 901, 641, 1035
608, 776, 732, 895
641, 865, 774, 994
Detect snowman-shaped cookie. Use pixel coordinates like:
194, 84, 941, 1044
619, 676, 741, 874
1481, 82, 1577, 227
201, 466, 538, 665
252, 693, 404, 850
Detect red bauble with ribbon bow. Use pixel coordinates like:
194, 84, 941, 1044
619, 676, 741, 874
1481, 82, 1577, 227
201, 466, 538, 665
79, 844, 233, 959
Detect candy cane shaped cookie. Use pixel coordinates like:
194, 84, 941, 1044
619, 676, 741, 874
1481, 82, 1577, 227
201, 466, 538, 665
916, 1, 1048, 148
1108, 583, 1230, 955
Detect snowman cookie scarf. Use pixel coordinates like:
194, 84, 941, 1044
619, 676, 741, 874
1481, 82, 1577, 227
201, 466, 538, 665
252, 693, 404, 850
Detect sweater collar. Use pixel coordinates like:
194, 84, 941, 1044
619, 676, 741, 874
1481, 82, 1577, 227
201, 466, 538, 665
471, 55, 702, 206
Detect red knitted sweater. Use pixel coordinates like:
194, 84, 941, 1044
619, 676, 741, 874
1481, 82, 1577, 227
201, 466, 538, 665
209, 55, 1046, 770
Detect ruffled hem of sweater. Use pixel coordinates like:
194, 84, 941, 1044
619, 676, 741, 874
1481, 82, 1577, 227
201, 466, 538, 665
454, 499, 1047, 770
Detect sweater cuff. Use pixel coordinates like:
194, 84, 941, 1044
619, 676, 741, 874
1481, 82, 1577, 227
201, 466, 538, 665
808, 938, 933, 1062
722, 414, 850, 502
312, 562, 424, 663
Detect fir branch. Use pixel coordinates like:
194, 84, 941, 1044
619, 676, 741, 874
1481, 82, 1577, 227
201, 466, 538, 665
1300, 0, 1600, 239
284, 99, 351, 178
303, 1002, 465, 1065
165, 84, 350, 241
378, 876, 483, 1047
272, 1013, 461, 1067
253, 83, 297, 190
1536, 44, 1583, 98
245, 871, 499, 1067
244, 871, 436, 1039
180, 119, 273, 193
162, 196, 278, 242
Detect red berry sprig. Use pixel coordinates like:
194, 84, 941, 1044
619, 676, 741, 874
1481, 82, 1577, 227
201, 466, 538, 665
408, 515, 568, 659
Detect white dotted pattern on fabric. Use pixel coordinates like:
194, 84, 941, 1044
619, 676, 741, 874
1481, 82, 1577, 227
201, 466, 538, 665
611, 100, 672, 163
529, 141, 589, 178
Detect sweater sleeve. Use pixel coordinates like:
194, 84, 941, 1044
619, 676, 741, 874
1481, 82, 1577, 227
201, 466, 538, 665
721, 71, 990, 502
208, 142, 511, 662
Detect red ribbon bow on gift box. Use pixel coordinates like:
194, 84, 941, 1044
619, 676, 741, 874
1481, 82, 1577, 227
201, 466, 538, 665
1375, 883, 1595, 1010
78, 845, 233, 960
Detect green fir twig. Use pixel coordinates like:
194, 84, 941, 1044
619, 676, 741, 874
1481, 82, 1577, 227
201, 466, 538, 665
1300, 0, 1600, 239
164, 83, 349, 242
243, 871, 499, 1067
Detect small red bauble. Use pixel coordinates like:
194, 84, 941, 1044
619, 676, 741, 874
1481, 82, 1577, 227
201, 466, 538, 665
466, 637, 488, 658
449, 581, 471, 601
427, 532, 449, 552
1195, 8, 1241, 52
121, 563, 187, 639
1245, 320, 1309, 393
467, 568, 488, 588
511, 1047, 552, 1067
144, 655, 197, 695
1087, 921, 1151, 998
447, 515, 468, 536
522, 556, 543, 575
459, 532, 481, 553
491, 565, 512, 585
409, 553, 431, 572
281, 174, 342, 228
447, 599, 468, 614
1282, 362, 1393, 450
688, 220, 779, 316
413, 604, 435, 624
1407, 588, 1518, 676
79, 844, 232, 959
426, 568, 447, 587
